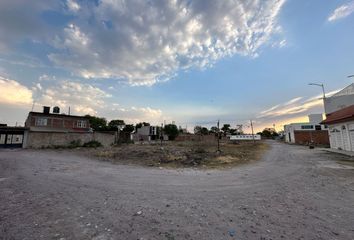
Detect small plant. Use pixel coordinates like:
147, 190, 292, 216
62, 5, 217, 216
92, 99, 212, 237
69, 140, 82, 148
83, 140, 103, 148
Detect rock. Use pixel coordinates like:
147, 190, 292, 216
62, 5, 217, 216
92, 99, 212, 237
228, 229, 236, 237
134, 210, 143, 216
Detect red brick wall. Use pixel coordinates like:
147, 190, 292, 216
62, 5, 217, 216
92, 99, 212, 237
294, 130, 329, 145
27, 115, 89, 132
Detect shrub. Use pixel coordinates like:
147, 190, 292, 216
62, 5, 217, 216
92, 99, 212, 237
69, 140, 82, 148
83, 140, 103, 148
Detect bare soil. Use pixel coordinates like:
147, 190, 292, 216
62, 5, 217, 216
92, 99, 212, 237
1, 141, 354, 239
84, 141, 269, 168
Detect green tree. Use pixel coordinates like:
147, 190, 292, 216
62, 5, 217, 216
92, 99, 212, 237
108, 119, 125, 129
85, 115, 107, 130
260, 128, 279, 139
201, 127, 209, 135
194, 125, 202, 134
122, 124, 135, 133
209, 126, 218, 134
164, 124, 179, 140
135, 122, 150, 130
221, 124, 231, 133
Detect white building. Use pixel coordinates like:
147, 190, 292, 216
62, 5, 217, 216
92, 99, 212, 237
284, 114, 328, 145
230, 134, 261, 141
321, 83, 354, 152
130, 125, 158, 142
322, 105, 354, 151
324, 83, 354, 114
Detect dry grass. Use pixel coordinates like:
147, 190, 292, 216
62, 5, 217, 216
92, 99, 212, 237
85, 140, 269, 169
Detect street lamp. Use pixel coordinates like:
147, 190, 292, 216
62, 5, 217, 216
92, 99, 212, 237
348, 75, 354, 78
308, 83, 326, 99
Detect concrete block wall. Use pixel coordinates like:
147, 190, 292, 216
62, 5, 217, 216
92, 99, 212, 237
25, 132, 116, 148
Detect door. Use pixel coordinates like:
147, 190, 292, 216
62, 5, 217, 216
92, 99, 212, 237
341, 126, 350, 151
0, 130, 25, 148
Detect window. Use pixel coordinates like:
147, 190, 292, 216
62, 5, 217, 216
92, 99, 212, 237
36, 117, 47, 126
315, 125, 321, 130
301, 125, 313, 130
77, 120, 87, 128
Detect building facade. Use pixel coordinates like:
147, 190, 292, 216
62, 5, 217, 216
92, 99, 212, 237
284, 114, 329, 146
322, 84, 354, 152
322, 105, 354, 151
131, 125, 159, 142
25, 108, 91, 133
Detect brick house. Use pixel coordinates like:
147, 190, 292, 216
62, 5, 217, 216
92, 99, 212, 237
25, 107, 91, 133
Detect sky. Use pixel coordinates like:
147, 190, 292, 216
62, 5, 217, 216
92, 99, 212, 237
0, 0, 354, 133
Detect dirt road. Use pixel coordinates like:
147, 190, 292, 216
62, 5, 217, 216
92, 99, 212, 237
1, 141, 354, 240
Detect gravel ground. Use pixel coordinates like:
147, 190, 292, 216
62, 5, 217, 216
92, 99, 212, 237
1, 140, 354, 240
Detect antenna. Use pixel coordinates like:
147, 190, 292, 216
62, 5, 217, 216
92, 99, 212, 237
31, 101, 35, 111
68, 106, 71, 115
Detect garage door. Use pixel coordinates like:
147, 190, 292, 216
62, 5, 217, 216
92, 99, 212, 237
0, 129, 25, 148
349, 124, 354, 151
334, 130, 343, 150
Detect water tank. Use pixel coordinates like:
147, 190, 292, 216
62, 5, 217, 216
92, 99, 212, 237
43, 106, 50, 114
53, 106, 60, 114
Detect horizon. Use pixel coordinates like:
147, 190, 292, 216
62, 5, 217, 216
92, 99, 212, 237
1, 0, 354, 133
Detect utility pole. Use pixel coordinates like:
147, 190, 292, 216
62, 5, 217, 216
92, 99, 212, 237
217, 120, 220, 153
31, 101, 35, 112
250, 120, 255, 144
160, 123, 163, 146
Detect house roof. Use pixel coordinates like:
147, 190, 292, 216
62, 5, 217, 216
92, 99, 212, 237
28, 111, 89, 119
321, 105, 354, 125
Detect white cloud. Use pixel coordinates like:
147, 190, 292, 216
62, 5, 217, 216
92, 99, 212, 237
39, 74, 56, 81
66, 0, 80, 13
33, 79, 167, 124
0, 74, 168, 125
0, 76, 33, 105
105, 106, 165, 125
328, 1, 354, 22
48, 0, 286, 85
33, 81, 111, 115
255, 89, 341, 131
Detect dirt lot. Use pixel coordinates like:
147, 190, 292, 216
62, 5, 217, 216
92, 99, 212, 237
83, 141, 268, 168
1, 141, 354, 239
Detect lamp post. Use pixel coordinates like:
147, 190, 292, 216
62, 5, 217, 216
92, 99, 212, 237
348, 75, 354, 78
308, 83, 326, 99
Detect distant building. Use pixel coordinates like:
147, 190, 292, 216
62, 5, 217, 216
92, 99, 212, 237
321, 105, 354, 151
25, 106, 91, 133
1, 106, 116, 149
230, 134, 261, 141
131, 125, 160, 142
284, 114, 329, 146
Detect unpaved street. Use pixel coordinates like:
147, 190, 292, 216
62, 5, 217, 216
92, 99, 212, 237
1, 141, 354, 240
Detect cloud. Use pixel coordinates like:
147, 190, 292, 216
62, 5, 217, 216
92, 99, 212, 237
48, 0, 286, 85
0, 1, 58, 52
33, 81, 112, 115
34, 81, 167, 124
254, 89, 341, 132
104, 106, 165, 125
0, 76, 33, 106
66, 0, 80, 13
328, 1, 354, 22
259, 90, 340, 119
